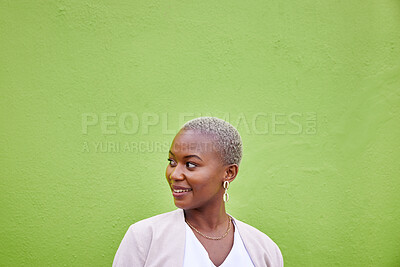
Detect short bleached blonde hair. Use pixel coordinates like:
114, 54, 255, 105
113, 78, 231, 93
182, 117, 243, 166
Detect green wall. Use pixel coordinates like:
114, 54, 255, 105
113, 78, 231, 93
1, 1, 399, 266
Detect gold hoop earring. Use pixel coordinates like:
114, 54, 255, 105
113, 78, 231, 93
223, 181, 230, 202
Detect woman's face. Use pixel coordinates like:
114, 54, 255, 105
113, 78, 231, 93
166, 129, 227, 210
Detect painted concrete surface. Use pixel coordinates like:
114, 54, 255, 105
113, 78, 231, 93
1, 1, 399, 266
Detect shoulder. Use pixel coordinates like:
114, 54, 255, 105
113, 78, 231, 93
128, 209, 182, 233
113, 210, 182, 261
234, 218, 277, 245
233, 217, 283, 266
113, 209, 185, 266
131, 209, 181, 226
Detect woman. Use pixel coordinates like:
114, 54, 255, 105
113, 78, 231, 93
113, 117, 283, 267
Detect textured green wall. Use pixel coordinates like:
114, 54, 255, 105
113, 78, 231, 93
1, 1, 399, 266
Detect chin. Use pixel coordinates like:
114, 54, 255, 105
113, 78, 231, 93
173, 200, 188, 209
173, 199, 198, 210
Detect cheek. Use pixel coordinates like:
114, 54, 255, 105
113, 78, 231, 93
191, 176, 220, 192
165, 168, 171, 182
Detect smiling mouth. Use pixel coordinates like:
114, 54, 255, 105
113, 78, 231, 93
173, 188, 192, 193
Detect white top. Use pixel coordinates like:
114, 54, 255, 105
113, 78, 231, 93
112, 209, 283, 267
183, 219, 255, 267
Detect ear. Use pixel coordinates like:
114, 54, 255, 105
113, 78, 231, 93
223, 164, 239, 183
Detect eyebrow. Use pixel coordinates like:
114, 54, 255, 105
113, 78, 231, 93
169, 150, 203, 161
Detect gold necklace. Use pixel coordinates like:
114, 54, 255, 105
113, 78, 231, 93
185, 215, 232, 240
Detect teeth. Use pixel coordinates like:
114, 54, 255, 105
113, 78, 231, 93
174, 189, 192, 193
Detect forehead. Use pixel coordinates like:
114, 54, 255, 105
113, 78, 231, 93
169, 129, 220, 158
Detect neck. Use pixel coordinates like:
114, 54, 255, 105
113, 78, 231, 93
184, 201, 229, 231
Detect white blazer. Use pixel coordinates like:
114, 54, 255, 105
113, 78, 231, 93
113, 209, 283, 267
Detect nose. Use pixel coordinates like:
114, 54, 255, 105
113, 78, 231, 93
168, 164, 185, 181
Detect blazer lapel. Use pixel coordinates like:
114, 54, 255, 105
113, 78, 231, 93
228, 214, 263, 267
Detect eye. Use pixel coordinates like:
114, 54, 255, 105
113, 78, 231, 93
167, 158, 176, 166
186, 162, 197, 168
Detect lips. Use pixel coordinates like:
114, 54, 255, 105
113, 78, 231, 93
173, 188, 192, 193
171, 185, 192, 197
